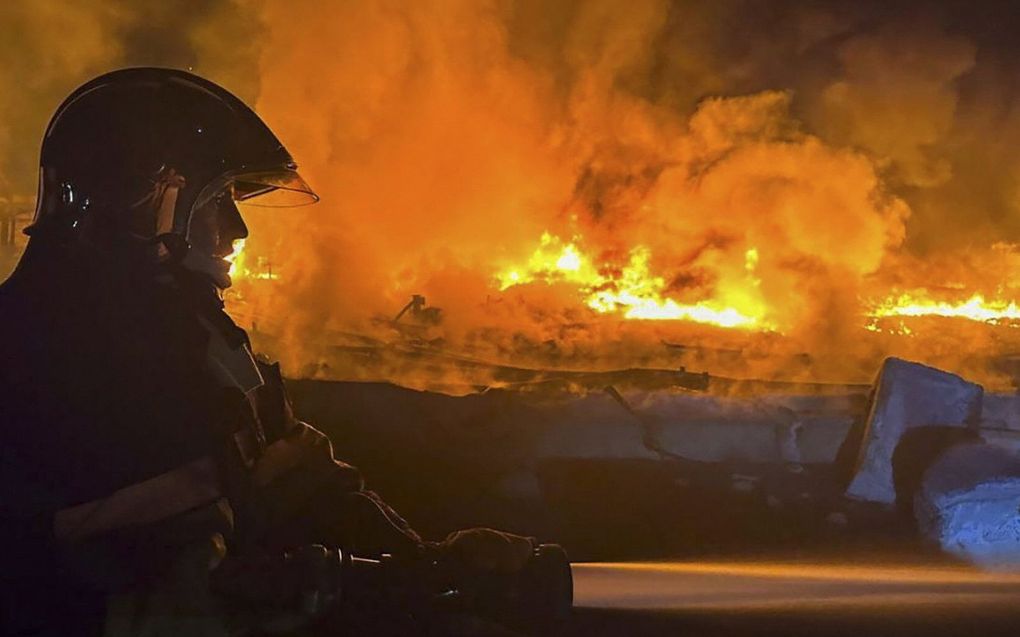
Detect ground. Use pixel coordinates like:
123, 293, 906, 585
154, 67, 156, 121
570, 560, 1020, 636
285, 378, 1020, 635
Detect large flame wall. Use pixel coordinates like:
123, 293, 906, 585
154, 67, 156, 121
4, 1, 1020, 387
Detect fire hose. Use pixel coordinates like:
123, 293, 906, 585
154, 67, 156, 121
211, 542, 574, 635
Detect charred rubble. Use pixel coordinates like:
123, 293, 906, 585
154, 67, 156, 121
287, 357, 1020, 566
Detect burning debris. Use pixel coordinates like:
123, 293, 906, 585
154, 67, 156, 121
226, 238, 279, 281
496, 232, 768, 328
5, 3, 1020, 390
7, 3, 1020, 633
870, 293, 1020, 324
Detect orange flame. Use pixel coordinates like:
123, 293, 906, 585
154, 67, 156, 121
869, 292, 1020, 324
497, 233, 770, 329
227, 238, 280, 282
226, 238, 246, 279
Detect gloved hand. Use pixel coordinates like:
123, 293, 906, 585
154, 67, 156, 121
440, 528, 535, 574
211, 544, 343, 633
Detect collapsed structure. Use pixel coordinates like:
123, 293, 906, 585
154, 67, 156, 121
289, 356, 1020, 567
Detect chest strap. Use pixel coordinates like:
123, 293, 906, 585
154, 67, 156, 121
53, 456, 221, 542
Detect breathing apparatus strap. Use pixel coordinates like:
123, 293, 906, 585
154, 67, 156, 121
131, 167, 185, 255
53, 457, 222, 542
152, 231, 190, 263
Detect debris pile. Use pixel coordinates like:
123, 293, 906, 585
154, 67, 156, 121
915, 443, 1020, 569
841, 357, 1020, 568
287, 356, 1020, 565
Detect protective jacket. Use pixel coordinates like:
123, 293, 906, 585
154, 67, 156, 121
0, 240, 421, 636
1, 66, 536, 637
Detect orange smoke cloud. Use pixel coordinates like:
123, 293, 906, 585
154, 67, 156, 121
233, 0, 917, 384
4, 0, 1020, 388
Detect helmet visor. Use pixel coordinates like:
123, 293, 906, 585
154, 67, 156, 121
231, 168, 319, 207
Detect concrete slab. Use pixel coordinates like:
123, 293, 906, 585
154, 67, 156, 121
915, 443, 1020, 570
845, 358, 983, 504
981, 394, 1020, 432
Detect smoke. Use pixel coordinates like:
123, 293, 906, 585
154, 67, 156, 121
5, 0, 1020, 387
811, 22, 976, 188
0, 2, 123, 191
0, 0, 262, 192
242, 0, 916, 381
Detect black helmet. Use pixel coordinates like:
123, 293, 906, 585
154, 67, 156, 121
27, 67, 316, 262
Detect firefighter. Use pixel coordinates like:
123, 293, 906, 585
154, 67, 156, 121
0, 68, 535, 636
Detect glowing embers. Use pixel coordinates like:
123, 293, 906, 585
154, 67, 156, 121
870, 292, 1020, 325
227, 238, 280, 281
496, 232, 768, 329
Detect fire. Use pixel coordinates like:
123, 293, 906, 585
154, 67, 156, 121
227, 238, 280, 281
226, 238, 246, 279
496, 236, 1020, 333
869, 292, 1020, 324
497, 233, 769, 329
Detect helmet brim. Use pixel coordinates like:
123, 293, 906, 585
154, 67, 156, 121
232, 169, 319, 207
